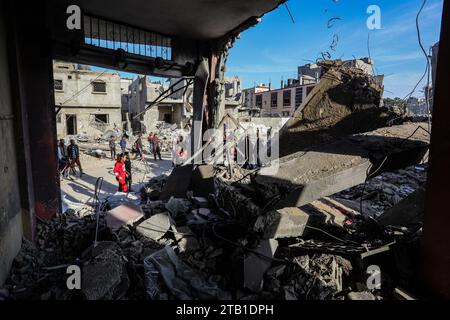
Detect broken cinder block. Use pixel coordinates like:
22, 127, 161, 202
254, 207, 310, 239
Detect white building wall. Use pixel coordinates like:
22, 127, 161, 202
53, 64, 122, 138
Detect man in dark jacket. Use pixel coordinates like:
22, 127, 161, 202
67, 139, 83, 176
124, 152, 132, 192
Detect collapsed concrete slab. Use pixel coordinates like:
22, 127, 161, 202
255, 123, 429, 209
136, 213, 171, 241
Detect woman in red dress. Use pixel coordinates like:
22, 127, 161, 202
113, 153, 129, 193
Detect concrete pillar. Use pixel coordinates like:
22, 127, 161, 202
6, 0, 60, 225
190, 58, 209, 162
421, 0, 450, 299
0, 3, 24, 286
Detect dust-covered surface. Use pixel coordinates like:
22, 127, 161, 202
278, 62, 403, 158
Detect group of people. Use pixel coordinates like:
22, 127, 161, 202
61, 132, 167, 193
110, 133, 162, 193
109, 135, 128, 160
57, 139, 83, 177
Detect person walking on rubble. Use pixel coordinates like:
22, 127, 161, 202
124, 152, 133, 192
134, 134, 144, 160
119, 135, 127, 153
147, 132, 155, 155
114, 153, 128, 193
58, 139, 67, 159
67, 139, 83, 177
153, 134, 162, 161
109, 136, 117, 160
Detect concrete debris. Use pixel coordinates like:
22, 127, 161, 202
254, 207, 310, 239
1, 121, 429, 300
144, 246, 230, 300
191, 165, 215, 197
105, 192, 140, 209
106, 203, 144, 231
159, 165, 193, 200
136, 213, 172, 241
89, 149, 107, 158
278, 61, 398, 158
241, 239, 278, 292
82, 242, 129, 300
165, 197, 192, 221
347, 291, 376, 300
333, 164, 427, 217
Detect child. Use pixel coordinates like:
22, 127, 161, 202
113, 153, 128, 193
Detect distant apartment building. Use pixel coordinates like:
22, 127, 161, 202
241, 84, 270, 116
257, 79, 316, 117
298, 57, 375, 80
53, 61, 122, 138
128, 76, 193, 134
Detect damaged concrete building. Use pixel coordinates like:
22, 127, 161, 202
128, 76, 193, 134
1, 0, 450, 302
127, 75, 242, 134
53, 62, 123, 138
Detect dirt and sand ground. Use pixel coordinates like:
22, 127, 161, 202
60, 149, 173, 206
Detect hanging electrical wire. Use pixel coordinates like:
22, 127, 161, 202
284, 2, 296, 24
58, 69, 108, 107
132, 77, 194, 120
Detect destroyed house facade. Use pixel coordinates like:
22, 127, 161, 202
128, 76, 193, 134
53, 62, 122, 138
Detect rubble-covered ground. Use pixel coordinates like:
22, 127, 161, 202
0, 64, 428, 301
0, 160, 427, 300
332, 164, 427, 218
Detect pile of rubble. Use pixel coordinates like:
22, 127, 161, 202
278, 60, 404, 157
0, 161, 425, 300
333, 164, 427, 217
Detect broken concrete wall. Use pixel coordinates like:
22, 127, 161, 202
56, 107, 123, 139
0, 13, 23, 286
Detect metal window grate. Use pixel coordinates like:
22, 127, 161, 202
83, 15, 172, 60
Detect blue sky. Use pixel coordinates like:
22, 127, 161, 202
225, 0, 443, 98
96, 0, 443, 99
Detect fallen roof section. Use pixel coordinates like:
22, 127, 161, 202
255, 123, 430, 209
